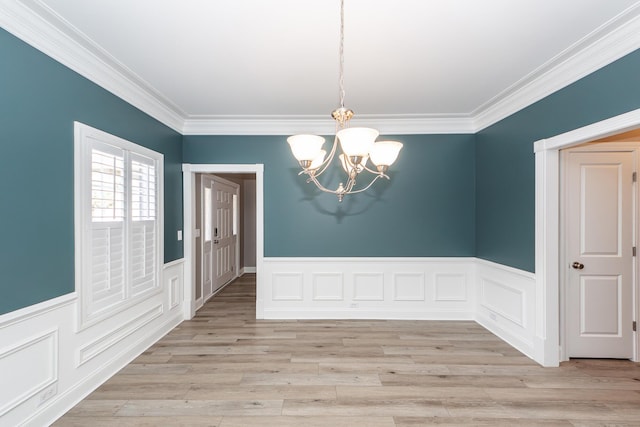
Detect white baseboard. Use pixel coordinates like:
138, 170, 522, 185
0, 259, 185, 427
241, 266, 257, 274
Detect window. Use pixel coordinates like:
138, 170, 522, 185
232, 193, 238, 236
75, 123, 163, 328
204, 186, 212, 242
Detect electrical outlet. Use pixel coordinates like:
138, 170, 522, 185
39, 383, 57, 406
489, 312, 497, 321
350, 303, 359, 308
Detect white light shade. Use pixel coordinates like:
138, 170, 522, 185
336, 127, 379, 157
370, 141, 403, 166
339, 153, 368, 173
309, 150, 326, 170
287, 134, 325, 161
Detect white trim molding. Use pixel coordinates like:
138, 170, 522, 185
534, 107, 640, 367
1, 1, 639, 135
182, 115, 477, 136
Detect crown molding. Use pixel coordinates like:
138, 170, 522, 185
181, 114, 476, 135
473, 3, 640, 132
0, 0, 185, 133
2, 0, 640, 136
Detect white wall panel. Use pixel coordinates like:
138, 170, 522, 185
272, 273, 304, 300
164, 260, 183, 311
475, 259, 536, 360
312, 273, 344, 301
77, 304, 163, 366
434, 273, 467, 301
353, 272, 384, 301
393, 273, 426, 301
0, 330, 57, 417
170, 276, 181, 309
481, 279, 525, 326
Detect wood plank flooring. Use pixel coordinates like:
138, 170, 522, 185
54, 274, 640, 426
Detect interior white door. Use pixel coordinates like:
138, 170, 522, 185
212, 177, 237, 292
201, 175, 214, 301
566, 150, 634, 359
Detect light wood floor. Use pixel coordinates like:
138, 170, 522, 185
54, 274, 640, 426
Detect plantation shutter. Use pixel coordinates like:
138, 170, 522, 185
90, 146, 126, 314
130, 154, 157, 295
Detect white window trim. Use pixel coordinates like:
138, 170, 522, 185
74, 122, 164, 331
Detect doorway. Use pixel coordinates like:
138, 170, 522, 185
534, 109, 640, 366
560, 140, 639, 359
182, 164, 264, 320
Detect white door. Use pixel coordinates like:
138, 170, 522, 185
212, 176, 237, 292
201, 175, 214, 300
565, 149, 634, 358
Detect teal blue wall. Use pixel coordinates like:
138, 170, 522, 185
0, 29, 183, 315
476, 49, 640, 272
3, 21, 639, 316
183, 134, 476, 257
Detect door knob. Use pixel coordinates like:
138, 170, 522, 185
572, 262, 584, 270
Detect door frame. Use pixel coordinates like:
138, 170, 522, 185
559, 142, 639, 360
534, 108, 640, 366
182, 164, 264, 320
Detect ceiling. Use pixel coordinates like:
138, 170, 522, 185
3, 0, 640, 134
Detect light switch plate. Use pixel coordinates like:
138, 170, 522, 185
177, 230, 183, 241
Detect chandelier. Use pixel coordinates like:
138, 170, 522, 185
286, 0, 403, 202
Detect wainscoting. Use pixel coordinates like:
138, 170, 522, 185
0, 260, 185, 427
2, 256, 540, 425
261, 258, 475, 320
475, 259, 537, 360
262, 257, 537, 361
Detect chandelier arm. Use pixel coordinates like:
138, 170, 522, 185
342, 174, 385, 195
344, 176, 356, 193
312, 135, 340, 178
305, 172, 341, 195
360, 163, 387, 176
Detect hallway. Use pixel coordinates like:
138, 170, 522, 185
54, 274, 640, 426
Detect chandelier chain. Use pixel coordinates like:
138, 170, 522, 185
339, 0, 346, 109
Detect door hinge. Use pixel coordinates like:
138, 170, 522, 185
633, 172, 637, 183
634, 247, 637, 257
634, 321, 637, 332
